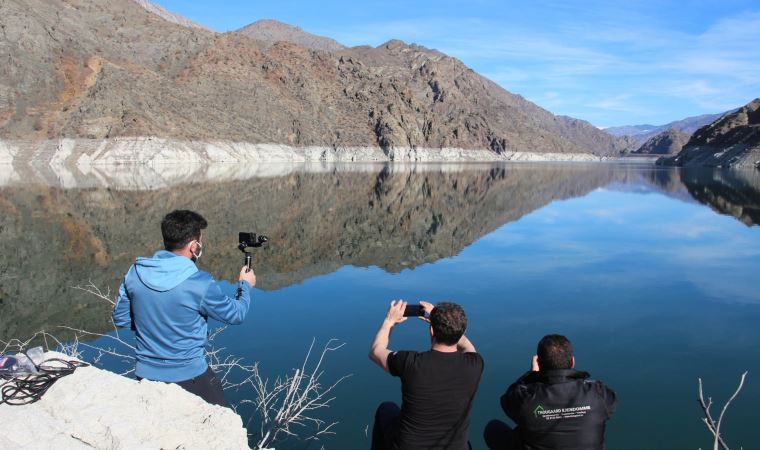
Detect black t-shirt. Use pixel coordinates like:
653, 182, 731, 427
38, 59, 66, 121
387, 350, 484, 450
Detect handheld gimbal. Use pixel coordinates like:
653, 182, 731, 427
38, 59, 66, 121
238, 232, 268, 270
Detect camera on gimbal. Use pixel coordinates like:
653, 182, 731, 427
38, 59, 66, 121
238, 232, 268, 270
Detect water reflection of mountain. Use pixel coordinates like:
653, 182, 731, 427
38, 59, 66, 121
680, 168, 760, 226
603, 164, 694, 202
1, 163, 621, 340
3, 163, 759, 341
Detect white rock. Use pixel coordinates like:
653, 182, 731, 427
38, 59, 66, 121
0, 352, 250, 449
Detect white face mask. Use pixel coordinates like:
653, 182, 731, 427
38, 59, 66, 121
191, 240, 203, 260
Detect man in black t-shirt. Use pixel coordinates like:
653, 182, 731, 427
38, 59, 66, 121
484, 334, 617, 450
369, 300, 484, 450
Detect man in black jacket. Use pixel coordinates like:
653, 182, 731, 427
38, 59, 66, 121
484, 334, 616, 450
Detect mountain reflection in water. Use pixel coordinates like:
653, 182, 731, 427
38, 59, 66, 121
681, 168, 760, 226
1, 162, 759, 341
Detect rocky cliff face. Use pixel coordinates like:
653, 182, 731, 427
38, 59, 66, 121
0, 0, 621, 157
659, 99, 760, 168
237, 19, 345, 52
632, 129, 690, 155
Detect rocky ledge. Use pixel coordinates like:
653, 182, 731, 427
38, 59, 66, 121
0, 352, 249, 449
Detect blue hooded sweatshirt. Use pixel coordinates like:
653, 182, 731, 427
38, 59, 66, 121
112, 250, 251, 382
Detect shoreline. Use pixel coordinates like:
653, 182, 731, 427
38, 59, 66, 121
0, 137, 634, 189
0, 137, 608, 166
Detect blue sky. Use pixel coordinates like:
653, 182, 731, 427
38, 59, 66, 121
153, 0, 760, 128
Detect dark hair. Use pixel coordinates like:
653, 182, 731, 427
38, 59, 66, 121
537, 334, 573, 370
161, 210, 207, 251
430, 302, 467, 346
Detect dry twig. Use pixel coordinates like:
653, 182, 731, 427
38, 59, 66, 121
242, 338, 352, 449
698, 371, 748, 450
1, 330, 69, 357
72, 281, 114, 306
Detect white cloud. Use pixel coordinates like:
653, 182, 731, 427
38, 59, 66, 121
584, 94, 648, 113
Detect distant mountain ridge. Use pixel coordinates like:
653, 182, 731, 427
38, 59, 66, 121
604, 124, 658, 137
236, 19, 345, 52
0, 0, 627, 159
605, 111, 730, 145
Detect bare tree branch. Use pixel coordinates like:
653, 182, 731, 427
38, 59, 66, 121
1, 330, 68, 356
72, 281, 114, 306
698, 371, 749, 450
251, 338, 352, 449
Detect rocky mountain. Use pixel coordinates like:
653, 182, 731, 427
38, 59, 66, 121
131, 0, 210, 31
658, 98, 760, 168
632, 128, 691, 155
236, 19, 345, 52
605, 111, 729, 145
551, 115, 633, 155
0, 0, 623, 158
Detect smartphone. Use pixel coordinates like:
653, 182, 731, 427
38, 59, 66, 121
403, 304, 425, 317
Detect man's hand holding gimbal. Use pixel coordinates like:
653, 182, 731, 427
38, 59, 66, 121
239, 265, 256, 288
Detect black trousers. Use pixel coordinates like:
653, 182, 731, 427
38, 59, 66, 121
139, 366, 228, 407
177, 366, 228, 407
483, 419, 518, 450
371, 401, 400, 450
371, 401, 473, 450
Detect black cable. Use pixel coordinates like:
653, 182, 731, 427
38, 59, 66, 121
0, 355, 89, 406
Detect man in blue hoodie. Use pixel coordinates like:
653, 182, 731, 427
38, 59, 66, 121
112, 210, 255, 406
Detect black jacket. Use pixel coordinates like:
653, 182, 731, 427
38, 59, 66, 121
501, 369, 617, 450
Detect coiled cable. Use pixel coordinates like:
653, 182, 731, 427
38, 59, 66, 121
0, 352, 89, 405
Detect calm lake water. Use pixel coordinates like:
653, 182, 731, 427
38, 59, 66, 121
1, 162, 759, 449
